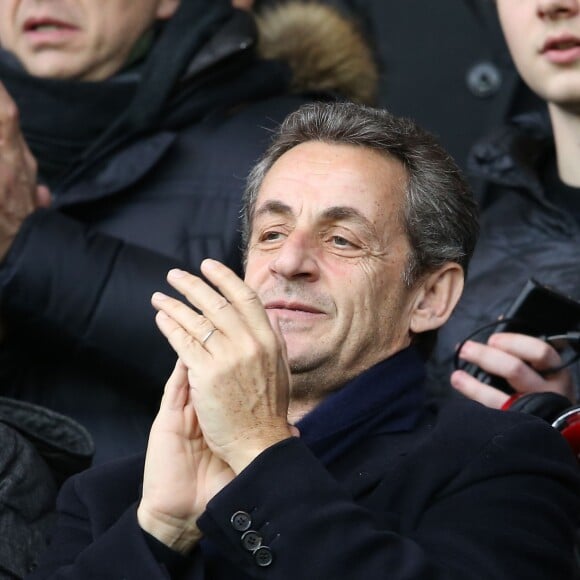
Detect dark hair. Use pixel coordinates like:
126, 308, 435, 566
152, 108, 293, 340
242, 101, 479, 354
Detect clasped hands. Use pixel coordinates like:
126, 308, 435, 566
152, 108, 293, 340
0, 82, 50, 262
137, 259, 294, 554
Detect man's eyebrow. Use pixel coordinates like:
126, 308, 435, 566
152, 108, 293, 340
254, 202, 375, 229
253, 200, 294, 220
253, 202, 378, 237
321, 206, 377, 236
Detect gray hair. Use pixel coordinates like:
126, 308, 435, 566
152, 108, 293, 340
242, 102, 479, 358
242, 101, 479, 287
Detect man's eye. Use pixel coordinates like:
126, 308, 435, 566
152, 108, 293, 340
261, 231, 284, 242
331, 235, 355, 248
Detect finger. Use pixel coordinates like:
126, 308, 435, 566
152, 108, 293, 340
152, 292, 217, 350
0, 83, 22, 149
268, 311, 289, 366
160, 359, 190, 411
20, 133, 37, 169
200, 259, 272, 330
154, 309, 209, 368
166, 264, 271, 342
488, 332, 562, 371
289, 425, 300, 437
458, 340, 548, 393
165, 268, 238, 331
451, 370, 510, 409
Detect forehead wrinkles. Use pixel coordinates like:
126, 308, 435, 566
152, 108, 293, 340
252, 142, 409, 241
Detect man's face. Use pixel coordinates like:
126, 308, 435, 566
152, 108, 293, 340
0, 0, 179, 80
497, 0, 580, 109
244, 141, 422, 398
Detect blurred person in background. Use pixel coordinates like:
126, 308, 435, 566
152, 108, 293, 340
433, 0, 580, 420
308, 0, 543, 194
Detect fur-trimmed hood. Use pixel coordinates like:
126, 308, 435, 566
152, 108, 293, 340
256, 1, 378, 105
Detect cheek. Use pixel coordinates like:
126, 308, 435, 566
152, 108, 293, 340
243, 254, 270, 289
358, 262, 408, 321
330, 262, 379, 317
0, 12, 15, 47
91, 4, 150, 50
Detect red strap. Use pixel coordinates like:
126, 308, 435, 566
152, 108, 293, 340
501, 394, 524, 411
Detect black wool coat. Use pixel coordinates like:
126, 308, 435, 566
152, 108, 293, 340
27, 398, 580, 579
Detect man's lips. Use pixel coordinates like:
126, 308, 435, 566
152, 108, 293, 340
541, 34, 580, 64
265, 301, 325, 316
24, 17, 78, 32
22, 17, 79, 45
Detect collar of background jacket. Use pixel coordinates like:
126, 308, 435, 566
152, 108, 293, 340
467, 110, 555, 209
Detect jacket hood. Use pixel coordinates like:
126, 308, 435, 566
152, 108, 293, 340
256, 1, 378, 105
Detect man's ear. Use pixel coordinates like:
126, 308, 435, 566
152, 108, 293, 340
409, 263, 464, 334
156, 0, 180, 20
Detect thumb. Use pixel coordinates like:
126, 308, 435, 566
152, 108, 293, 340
269, 312, 289, 364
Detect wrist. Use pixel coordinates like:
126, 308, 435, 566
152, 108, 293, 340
137, 503, 202, 556
226, 428, 294, 475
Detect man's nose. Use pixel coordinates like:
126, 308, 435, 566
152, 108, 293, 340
537, 0, 579, 19
269, 231, 320, 281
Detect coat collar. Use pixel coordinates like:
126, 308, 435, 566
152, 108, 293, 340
467, 111, 554, 209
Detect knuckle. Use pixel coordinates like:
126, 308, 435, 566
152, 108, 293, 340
195, 316, 214, 334
211, 296, 230, 311
244, 337, 263, 359
180, 330, 197, 350
239, 286, 260, 305
537, 342, 556, 363
504, 359, 527, 382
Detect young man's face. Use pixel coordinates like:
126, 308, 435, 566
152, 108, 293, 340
0, 0, 179, 80
244, 141, 423, 399
497, 0, 580, 109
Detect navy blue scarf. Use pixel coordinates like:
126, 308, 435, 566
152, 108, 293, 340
297, 346, 426, 466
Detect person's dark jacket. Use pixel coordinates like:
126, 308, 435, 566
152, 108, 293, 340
0, 0, 377, 463
427, 112, 580, 399
27, 398, 580, 579
0, 398, 93, 579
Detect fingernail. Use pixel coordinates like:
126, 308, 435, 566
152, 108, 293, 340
450, 370, 463, 388
168, 268, 186, 279
152, 291, 168, 301
459, 341, 472, 355
201, 258, 217, 270
156, 311, 169, 321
